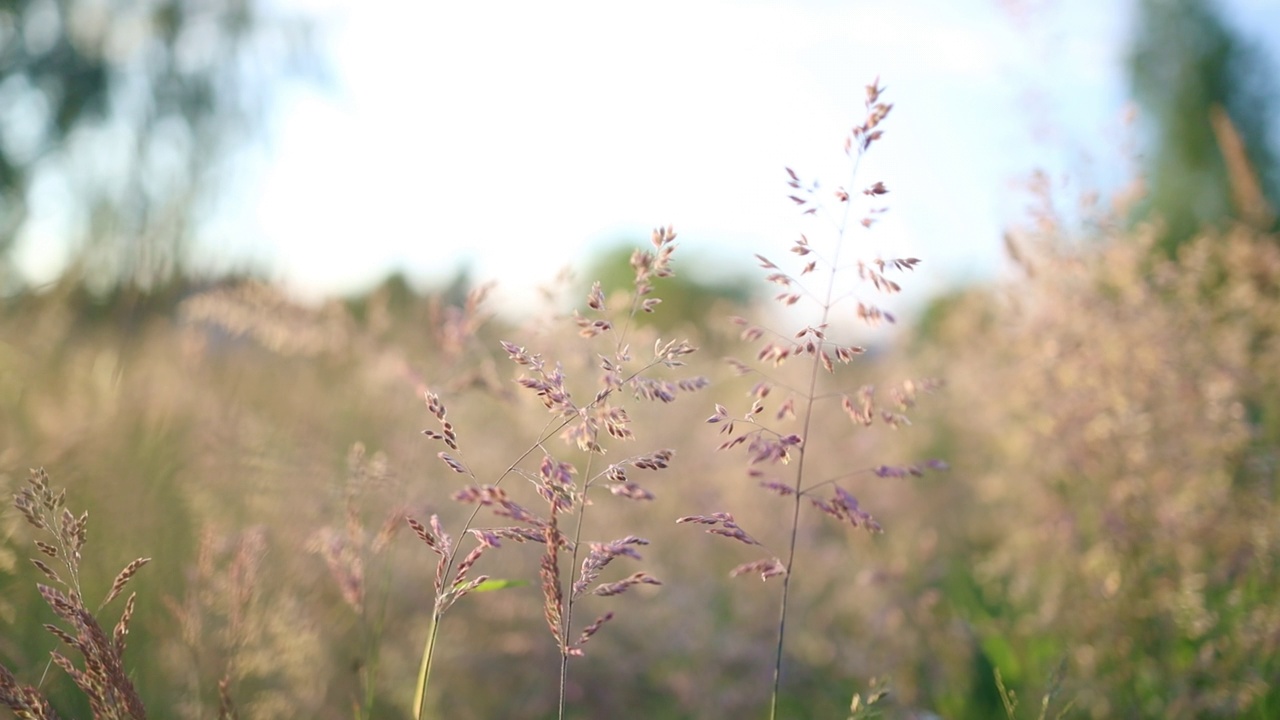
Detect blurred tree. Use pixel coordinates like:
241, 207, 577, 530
0, 0, 316, 293
579, 242, 756, 335
1128, 0, 1280, 252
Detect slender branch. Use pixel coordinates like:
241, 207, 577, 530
769, 137, 867, 720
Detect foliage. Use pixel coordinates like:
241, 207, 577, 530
0, 0, 316, 291
916, 196, 1280, 716
1128, 0, 1280, 250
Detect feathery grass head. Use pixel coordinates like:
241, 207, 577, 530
4, 469, 149, 720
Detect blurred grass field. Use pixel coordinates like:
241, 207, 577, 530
3, 202, 1279, 719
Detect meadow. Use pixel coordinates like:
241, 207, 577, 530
3, 85, 1279, 720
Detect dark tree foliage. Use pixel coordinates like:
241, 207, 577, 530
0, 0, 315, 292
1129, 0, 1280, 252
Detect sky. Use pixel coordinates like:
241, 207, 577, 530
13, 0, 1280, 313
206, 0, 1149, 311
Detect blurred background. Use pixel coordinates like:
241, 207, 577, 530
2, 0, 1279, 718
4, 0, 1275, 305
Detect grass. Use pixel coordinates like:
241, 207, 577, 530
3, 468, 148, 720
684, 79, 942, 717
4, 77, 1280, 719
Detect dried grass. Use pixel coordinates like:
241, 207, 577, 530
3, 469, 148, 720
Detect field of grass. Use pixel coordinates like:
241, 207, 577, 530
3, 88, 1279, 720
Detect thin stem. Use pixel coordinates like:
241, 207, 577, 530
769, 313, 826, 720
558, 288, 647, 718
411, 611, 441, 720
558, 452, 597, 720
412, 415, 554, 720
769, 147, 865, 720
797, 467, 880, 496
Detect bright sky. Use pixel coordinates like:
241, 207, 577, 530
220, 0, 1149, 311
15, 0, 1280, 311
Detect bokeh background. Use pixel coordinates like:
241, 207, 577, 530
2, 0, 1279, 718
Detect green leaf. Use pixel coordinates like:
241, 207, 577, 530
469, 579, 527, 593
